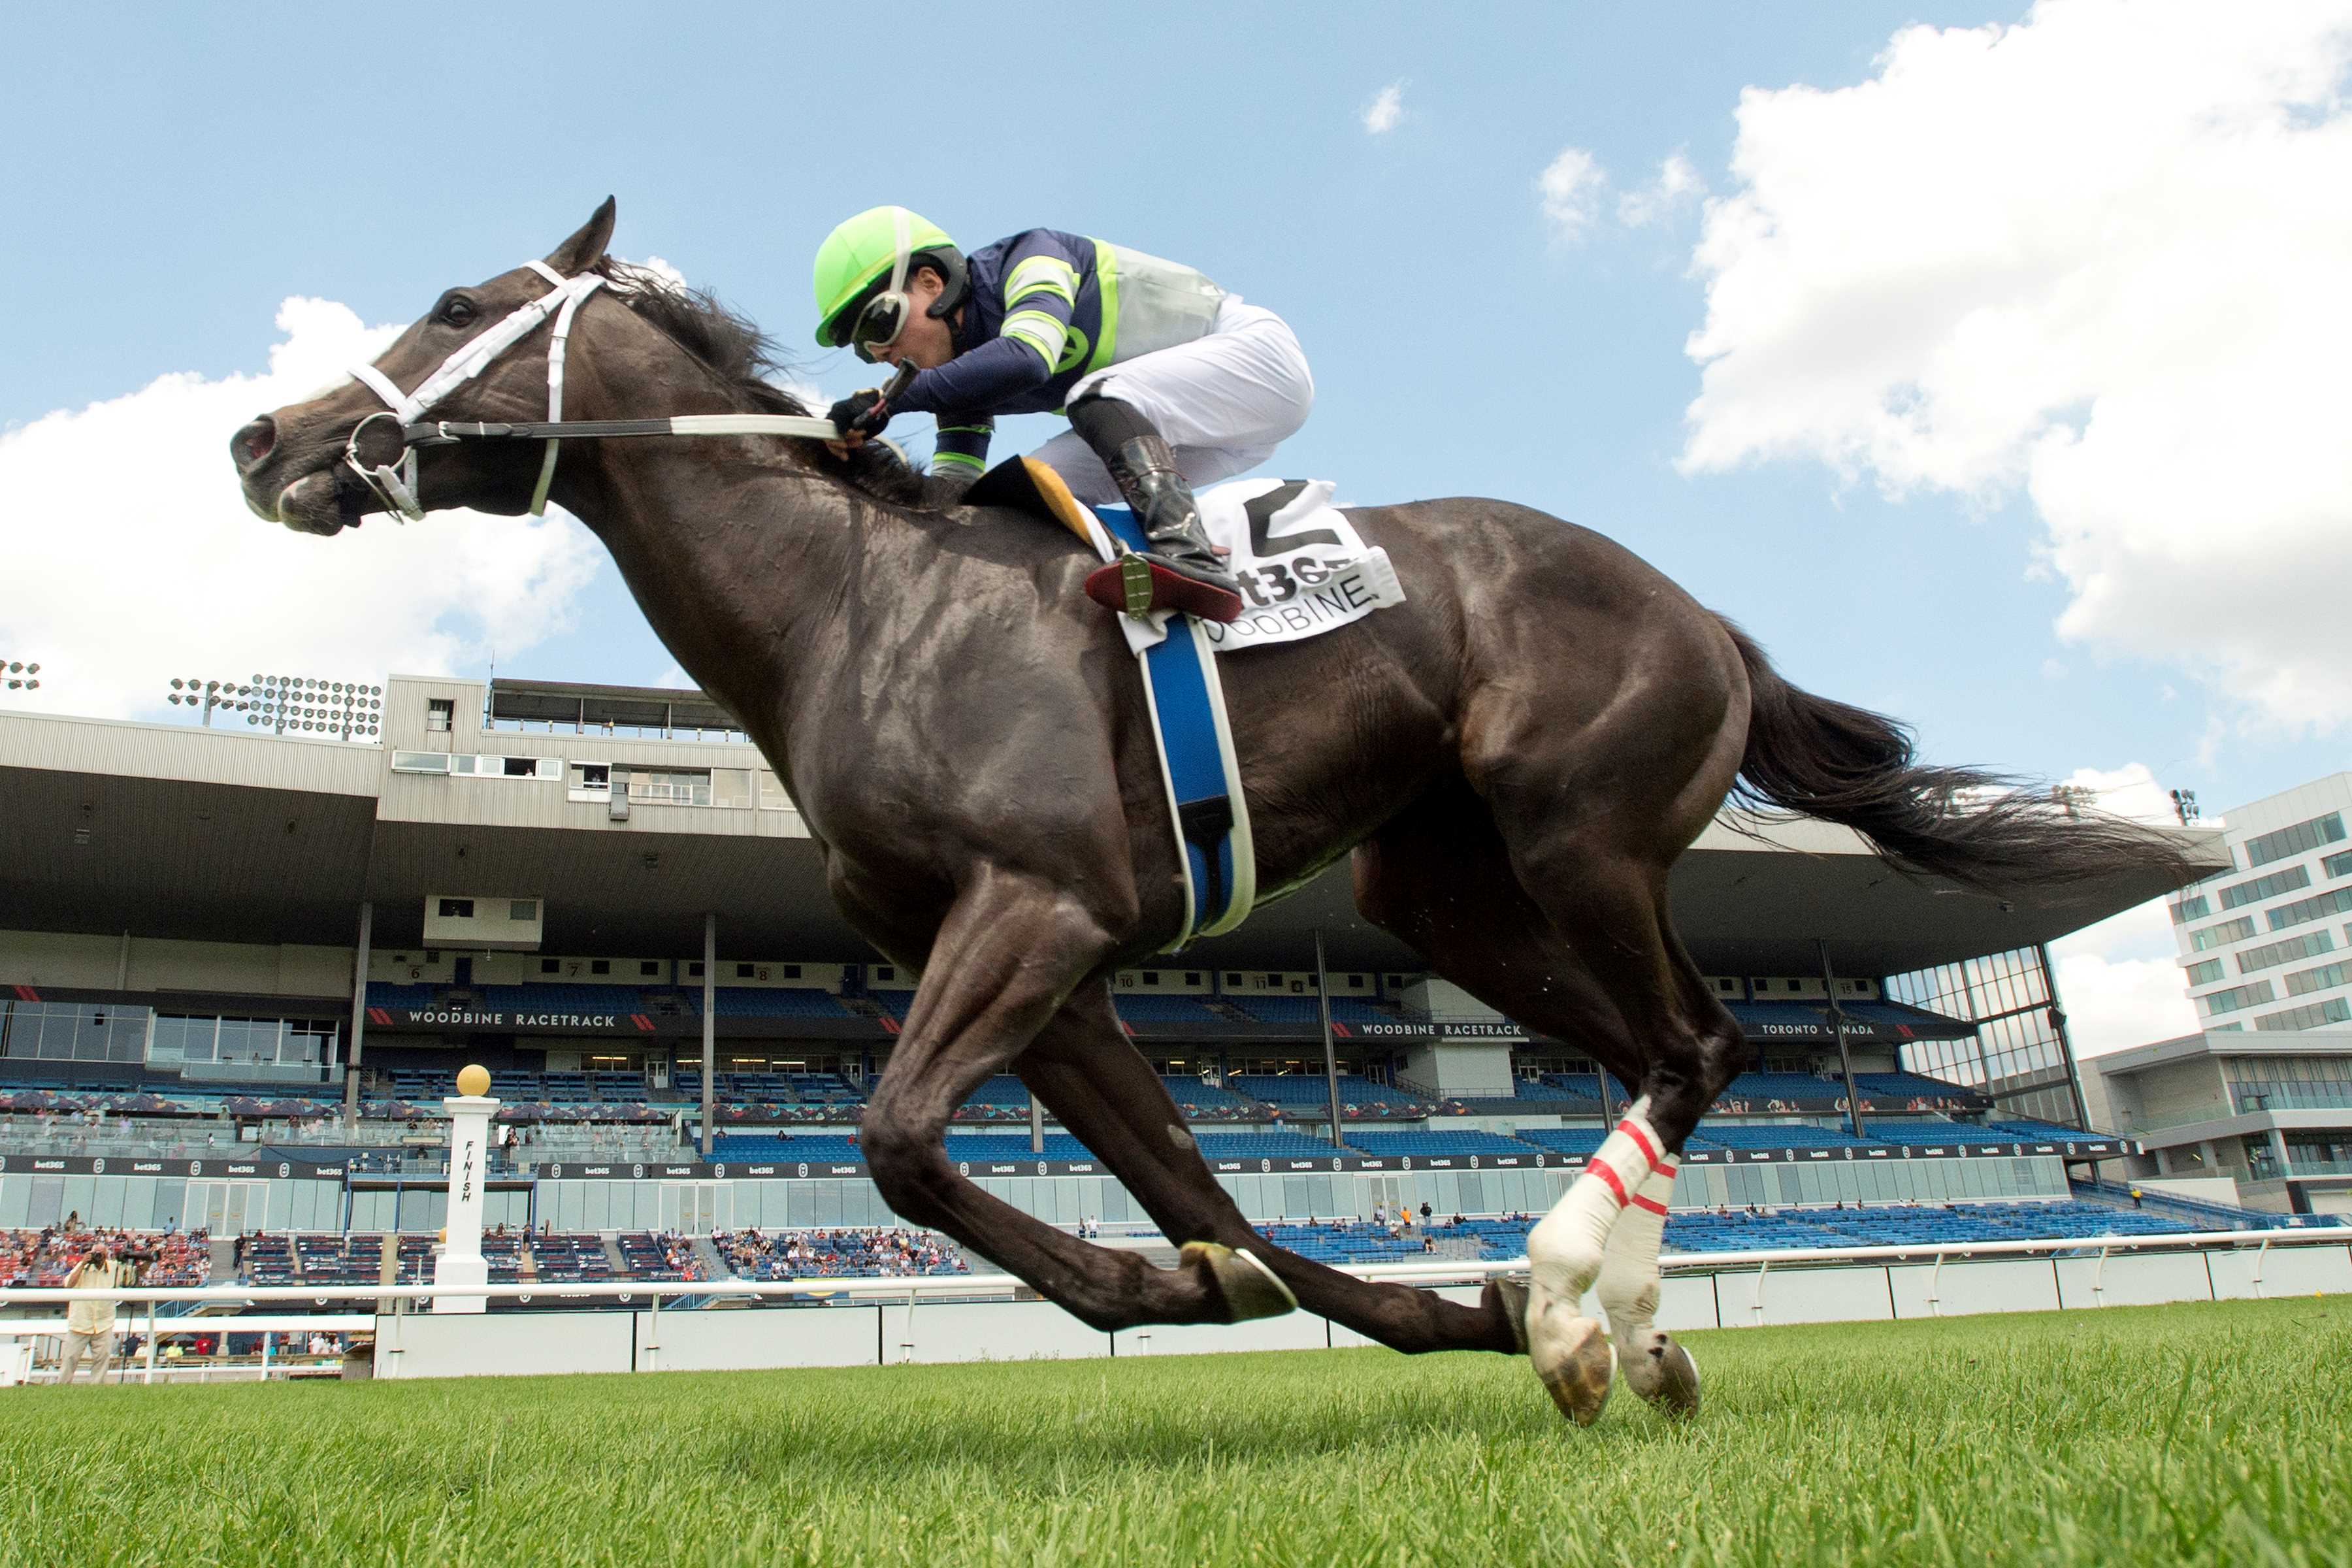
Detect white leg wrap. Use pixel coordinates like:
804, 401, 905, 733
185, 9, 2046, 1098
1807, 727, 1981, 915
1596, 1162, 1675, 1333
1527, 1100, 1663, 1302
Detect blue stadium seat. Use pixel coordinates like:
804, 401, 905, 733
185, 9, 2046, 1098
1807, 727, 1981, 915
1345, 1130, 1540, 1158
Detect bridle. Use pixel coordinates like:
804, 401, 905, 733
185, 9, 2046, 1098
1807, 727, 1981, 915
342, 259, 904, 521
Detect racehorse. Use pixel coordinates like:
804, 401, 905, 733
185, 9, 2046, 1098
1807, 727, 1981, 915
229, 201, 2184, 1426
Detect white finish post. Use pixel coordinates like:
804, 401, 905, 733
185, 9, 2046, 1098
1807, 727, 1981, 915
434, 1082, 499, 1313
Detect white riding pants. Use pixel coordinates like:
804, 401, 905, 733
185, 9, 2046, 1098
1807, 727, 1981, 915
1030, 296, 1314, 505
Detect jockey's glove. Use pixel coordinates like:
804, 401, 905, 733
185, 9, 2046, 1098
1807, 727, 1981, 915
827, 389, 892, 440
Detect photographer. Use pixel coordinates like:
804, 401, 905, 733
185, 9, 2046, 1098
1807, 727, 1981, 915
59, 1241, 137, 1383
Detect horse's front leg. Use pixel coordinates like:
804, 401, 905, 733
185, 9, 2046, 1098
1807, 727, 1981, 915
854, 862, 1229, 1331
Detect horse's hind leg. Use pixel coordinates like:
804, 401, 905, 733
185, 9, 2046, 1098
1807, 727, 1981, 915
1356, 794, 1737, 1422
1017, 987, 1525, 1354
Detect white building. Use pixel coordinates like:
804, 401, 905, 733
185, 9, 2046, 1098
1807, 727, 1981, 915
2170, 774, 2352, 1036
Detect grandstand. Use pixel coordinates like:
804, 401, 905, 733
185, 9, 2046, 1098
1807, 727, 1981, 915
0, 670, 2237, 1261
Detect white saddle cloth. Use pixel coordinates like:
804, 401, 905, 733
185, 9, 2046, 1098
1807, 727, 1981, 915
1089, 478, 1406, 654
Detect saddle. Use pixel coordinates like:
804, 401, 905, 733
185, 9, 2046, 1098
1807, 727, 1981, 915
962, 457, 1233, 621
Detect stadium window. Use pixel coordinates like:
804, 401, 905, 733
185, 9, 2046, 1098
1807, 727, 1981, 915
2170, 896, 2211, 924
590, 960, 610, 976
2267, 887, 2352, 932
2201, 981, 2276, 1017
2254, 997, 2352, 1032
686, 962, 704, 978
2189, 917, 2258, 951
502, 757, 539, 778
640, 960, 661, 977
784, 964, 802, 979
874, 966, 897, 983
2325, 849, 2352, 879
1264, 973, 1281, 988
1186, 972, 1202, 987
437, 898, 474, 919
2237, 930, 2332, 974
2244, 811, 2345, 868
540, 958, 561, 974
2185, 958, 2225, 987
1225, 973, 1243, 987
426, 698, 453, 732
1349, 975, 1367, 988
2283, 960, 2349, 998
1142, 971, 1160, 986
510, 899, 537, 921
2219, 865, 2312, 911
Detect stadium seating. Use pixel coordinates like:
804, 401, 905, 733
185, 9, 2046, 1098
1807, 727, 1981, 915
1854, 1070, 1974, 1099
615, 1232, 702, 1281
710, 1133, 866, 1163
1218, 995, 1397, 1026
714, 1227, 968, 1279
1862, 1120, 2017, 1145
1343, 1130, 1539, 1158
1258, 1221, 1433, 1264
1227, 1075, 1429, 1116
1688, 1122, 1872, 1150
529, 1234, 615, 1283
1511, 1126, 1608, 1156
941, 1134, 1100, 1162
1460, 1198, 2213, 1260
704, 988, 851, 1019
1108, 994, 1230, 1024
1192, 1131, 1350, 1160
1716, 1072, 1839, 1102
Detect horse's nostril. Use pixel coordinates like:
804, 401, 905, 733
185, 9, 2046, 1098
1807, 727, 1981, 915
232, 416, 278, 468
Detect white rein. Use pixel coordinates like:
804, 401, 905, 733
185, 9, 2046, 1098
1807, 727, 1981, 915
343, 259, 878, 522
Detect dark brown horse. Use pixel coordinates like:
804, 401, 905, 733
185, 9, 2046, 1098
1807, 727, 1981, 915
229, 202, 2183, 1424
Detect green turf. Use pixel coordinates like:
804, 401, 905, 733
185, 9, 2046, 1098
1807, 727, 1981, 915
3, 1297, 2347, 1567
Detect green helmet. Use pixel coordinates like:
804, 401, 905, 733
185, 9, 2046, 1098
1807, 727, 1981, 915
811, 205, 961, 348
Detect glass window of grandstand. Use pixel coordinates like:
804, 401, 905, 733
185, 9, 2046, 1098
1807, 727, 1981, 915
146, 1015, 338, 1080
0, 1002, 153, 1063
2244, 811, 2344, 869
426, 697, 453, 732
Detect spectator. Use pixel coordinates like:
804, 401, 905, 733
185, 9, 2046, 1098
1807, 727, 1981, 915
1419, 1201, 1433, 1228
60, 1243, 134, 1383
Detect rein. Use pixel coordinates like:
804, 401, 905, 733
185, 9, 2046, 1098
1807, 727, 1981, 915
344, 259, 910, 521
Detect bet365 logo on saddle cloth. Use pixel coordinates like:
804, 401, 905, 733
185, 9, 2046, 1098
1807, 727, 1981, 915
1194, 479, 1405, 649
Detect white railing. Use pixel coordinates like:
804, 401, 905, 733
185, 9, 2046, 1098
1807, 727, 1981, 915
3, 1226, 2339, 1315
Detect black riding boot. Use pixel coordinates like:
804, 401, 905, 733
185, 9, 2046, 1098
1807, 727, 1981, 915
1069, 393, 1243, 621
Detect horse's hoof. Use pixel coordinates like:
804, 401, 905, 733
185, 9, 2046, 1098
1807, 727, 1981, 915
1527, 1303, 1615, 1427
1490, 1277, 1530, 1354
1621, 1329, 1701, 1417
1181, 1241, 1297, 1322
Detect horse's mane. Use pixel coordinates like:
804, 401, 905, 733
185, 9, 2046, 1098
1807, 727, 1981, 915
589, 260, 929, 507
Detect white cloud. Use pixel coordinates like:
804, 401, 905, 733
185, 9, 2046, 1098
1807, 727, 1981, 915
1362, 81, 1406, 136
1618, 154, 1704, 227
0, 297, 602, 722
1536, 146, 1608, 242
1678, 0, 2352, 727
2046, 762, 2199, 1054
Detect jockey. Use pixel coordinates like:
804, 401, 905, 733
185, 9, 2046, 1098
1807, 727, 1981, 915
812, 206, 1313, 622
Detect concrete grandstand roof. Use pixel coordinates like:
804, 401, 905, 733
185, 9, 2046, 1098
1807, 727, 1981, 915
0, 700, 2227, 977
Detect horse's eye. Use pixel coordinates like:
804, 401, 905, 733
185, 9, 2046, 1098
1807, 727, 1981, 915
438, 295, 478, 327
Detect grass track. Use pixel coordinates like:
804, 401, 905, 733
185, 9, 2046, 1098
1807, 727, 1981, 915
3, 1297, 2347, 1567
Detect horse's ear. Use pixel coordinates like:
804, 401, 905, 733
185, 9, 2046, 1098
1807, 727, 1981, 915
546, 197, 617, 276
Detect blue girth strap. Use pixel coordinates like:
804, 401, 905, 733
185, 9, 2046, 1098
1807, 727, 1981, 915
1092, 504, 1256, 948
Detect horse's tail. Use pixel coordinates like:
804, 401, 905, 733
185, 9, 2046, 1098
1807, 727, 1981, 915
1718, 617, 2197, 890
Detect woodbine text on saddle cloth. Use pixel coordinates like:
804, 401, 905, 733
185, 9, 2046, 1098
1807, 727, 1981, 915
1100, 477, 1405, 655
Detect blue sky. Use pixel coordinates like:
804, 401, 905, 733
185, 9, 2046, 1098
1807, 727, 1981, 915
3, 0, 2346, 825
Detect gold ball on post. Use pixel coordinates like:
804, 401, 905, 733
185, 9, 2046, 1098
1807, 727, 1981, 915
455, 1064, 492, 1097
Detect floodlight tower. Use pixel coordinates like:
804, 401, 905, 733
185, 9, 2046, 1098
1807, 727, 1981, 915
161, 674, 385, 740
1, 658, 39, 693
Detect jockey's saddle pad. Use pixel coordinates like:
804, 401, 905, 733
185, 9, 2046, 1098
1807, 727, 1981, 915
964, 457, 1405, 653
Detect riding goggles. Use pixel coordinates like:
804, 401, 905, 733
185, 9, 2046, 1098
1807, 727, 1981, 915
846, 207, 914, 364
